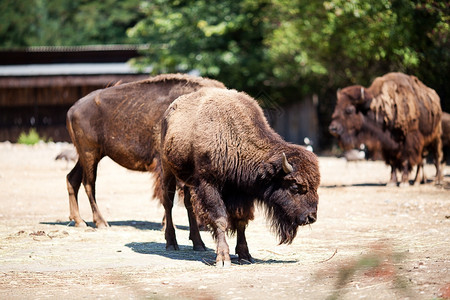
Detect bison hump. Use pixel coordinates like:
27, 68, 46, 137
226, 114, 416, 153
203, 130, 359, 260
369, 74, 440, 134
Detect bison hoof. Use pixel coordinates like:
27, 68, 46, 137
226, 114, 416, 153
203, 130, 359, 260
216, 260, 231, 268
95, 222, 110, 229
193, 244, 207, 251
399, 182, 410, 188
166, 244, 179, 251
238, 257, 255, 264
74, 221, 87, 228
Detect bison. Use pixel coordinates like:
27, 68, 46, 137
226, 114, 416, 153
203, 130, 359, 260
65, 73, 225, 250
329, 72, 442, 186
160, 87, 320, 267
414, 111, 450, 183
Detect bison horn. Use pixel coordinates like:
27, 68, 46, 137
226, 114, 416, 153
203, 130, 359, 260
282, 153, 294, 174
361, 87, 365, 100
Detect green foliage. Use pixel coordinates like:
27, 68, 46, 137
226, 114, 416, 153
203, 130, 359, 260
17, 128, 42, 145
0, 0, 143, 47
127, 0, 449, 111
128, 0, 275, 97
268, 0, 423, 87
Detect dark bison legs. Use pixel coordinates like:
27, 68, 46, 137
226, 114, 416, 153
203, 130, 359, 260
66, 150, 109, 228
413, 159, 426, 185
162, 172, 179, 250
183, 186, 206, 251
387, 166, 398, 186
66, 161, 86, 227
235, 220, 254, 263
81, 154, 109, 228
431, 136, 443, 184
197, 181, 231, 268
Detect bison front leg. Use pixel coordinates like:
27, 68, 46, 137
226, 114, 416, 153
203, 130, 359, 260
387, 166, 398, 187
214, 217, 231, 268
235, 220, 254, 263
413, 159, 426, 185
399, 161, 411, 187
197, 181, 231, 268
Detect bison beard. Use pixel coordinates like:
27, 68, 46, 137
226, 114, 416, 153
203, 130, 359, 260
161, 87, 320, 267
262, 190, 302, 245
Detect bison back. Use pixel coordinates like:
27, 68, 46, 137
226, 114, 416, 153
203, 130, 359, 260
368, 72, 441, 137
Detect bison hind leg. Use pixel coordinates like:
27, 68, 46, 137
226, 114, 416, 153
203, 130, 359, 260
66, 161, 87, 227
162, 172, 179, 251
183, 186, 206, 251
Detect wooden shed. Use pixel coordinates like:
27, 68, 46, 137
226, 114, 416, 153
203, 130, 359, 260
0, 45, 149, 142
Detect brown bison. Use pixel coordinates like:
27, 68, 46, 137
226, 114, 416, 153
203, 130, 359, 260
329, 72, 442, 186
66, 73, 225, 250
160, 88, 320, 267
414, 111, 450, 183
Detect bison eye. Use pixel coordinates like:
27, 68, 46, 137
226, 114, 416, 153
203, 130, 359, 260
289, 183, 308, 195
289, 184, 299, 193
345, 106, 355, 115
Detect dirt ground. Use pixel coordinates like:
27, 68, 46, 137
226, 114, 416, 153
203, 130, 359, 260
0, 142, 449, 299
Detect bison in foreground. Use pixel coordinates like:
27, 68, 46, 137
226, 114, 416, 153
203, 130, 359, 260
160, 88, 320, 267
66, 74, 225, 250
329, 72, 442, 186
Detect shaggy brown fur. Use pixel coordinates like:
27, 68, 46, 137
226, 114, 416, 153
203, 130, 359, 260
160, 88, 320, 267
329, 72, 442, 186
65, 73, 225, 251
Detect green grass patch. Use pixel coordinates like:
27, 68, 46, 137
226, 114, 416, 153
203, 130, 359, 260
17, 128, 43, 145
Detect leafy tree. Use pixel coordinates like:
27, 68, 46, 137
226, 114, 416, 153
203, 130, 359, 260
0, 0, 143, 47
128, 0, 275, 97
1, 0, 448, 145
0, 0, 42, 47
264, 0, 449, 145
266, 0, 449, 108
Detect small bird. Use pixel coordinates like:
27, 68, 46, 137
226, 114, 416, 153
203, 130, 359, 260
344, 145, 366, 162
55, 148, 78, 168
304, 137, 314, 152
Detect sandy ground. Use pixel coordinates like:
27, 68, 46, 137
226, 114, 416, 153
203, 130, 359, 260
0, 142, 449, 299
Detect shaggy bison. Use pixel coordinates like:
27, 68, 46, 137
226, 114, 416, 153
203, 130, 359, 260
414, 111, 450, 183
160, 88, 320, 267
329, 72, 442, 186
65, 73, 225, 249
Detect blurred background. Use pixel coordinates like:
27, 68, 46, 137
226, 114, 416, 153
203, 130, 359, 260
0, 0, 448, 152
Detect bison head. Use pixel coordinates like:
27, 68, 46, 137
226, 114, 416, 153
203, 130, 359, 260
263, 150, 320, 245
328, 86, 373, 151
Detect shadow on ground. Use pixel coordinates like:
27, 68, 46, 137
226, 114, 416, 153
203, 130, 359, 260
125, 241, 298, 267
321, 183, 386, 188
40, 220, 189, 231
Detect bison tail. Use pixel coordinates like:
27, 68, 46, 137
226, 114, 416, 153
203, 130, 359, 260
151, 159, 164, 204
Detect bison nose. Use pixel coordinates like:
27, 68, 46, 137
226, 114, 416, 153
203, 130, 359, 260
328, 123, 340, 136
298, 211, 317, 225
307, 212, 317, 224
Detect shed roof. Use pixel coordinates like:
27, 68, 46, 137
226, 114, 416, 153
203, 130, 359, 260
0, 63, 147, 76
